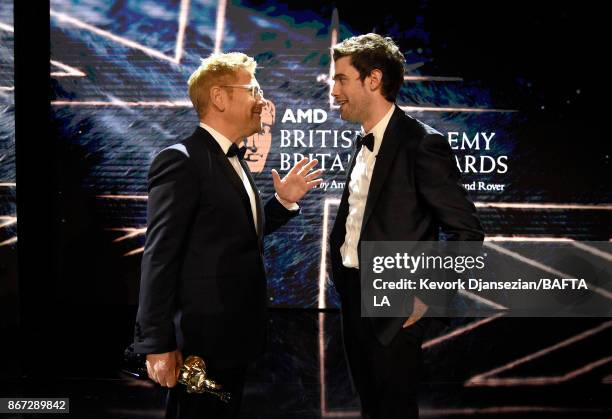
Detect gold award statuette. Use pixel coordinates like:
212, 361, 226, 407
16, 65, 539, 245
178, 355, 232, 403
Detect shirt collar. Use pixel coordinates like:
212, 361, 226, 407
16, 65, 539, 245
199, 122, 234, 155
361, 104, 395, 155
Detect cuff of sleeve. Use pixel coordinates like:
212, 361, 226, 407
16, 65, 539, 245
275, 193, 299, 211
133, 322, 177, 354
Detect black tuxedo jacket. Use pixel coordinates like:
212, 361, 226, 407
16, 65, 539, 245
134, 127, 298, 366
329, 106, 484, 345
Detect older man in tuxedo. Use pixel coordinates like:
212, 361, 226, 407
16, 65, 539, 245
134, 52, 322, 418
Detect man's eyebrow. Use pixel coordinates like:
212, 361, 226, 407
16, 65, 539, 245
332, 73, 347, 81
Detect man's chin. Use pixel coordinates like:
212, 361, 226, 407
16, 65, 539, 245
339, 109, 354, 122
246, 125, 262, 137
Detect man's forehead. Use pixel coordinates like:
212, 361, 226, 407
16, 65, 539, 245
333, 56, 356, 75
243, 76, 259, 88
234, 68, 254, 82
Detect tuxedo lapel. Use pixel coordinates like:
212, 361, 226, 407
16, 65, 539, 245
360, 106, 404, 238
240, 159, 264, 246
213, 152, 256, 224
332, 137, 361, 236
195, 127, 258, 239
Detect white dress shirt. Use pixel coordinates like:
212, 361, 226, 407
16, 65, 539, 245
199, 123, 298, 234
340, 104, 395, 268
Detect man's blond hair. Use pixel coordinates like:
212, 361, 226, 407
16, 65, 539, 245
187, 52, 257, 118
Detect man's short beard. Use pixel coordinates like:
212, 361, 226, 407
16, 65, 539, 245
343, 108, 362, 124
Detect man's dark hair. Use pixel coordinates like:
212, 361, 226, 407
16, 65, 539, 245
332, 33, 405, 102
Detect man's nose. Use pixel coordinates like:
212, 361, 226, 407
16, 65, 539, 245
331, 80, 340, 97
258, 97, 269, 110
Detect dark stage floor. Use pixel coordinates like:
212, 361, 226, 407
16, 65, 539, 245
1, 310, 611, 418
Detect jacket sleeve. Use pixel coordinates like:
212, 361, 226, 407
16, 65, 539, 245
263, 195, 300, 235
415, 133, 485, 241
134, 150, 199, 354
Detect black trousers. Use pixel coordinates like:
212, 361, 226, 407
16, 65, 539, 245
340, 267, 429, 419
165, 363, 247, 419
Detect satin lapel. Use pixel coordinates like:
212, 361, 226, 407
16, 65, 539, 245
332, 140, 360, 234
239, 159, 264, 245
212, 152, 257, 234
360, 106, 404, 238
195, 127, 258, 239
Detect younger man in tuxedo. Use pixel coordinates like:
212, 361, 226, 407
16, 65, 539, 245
329, 34, 484, 419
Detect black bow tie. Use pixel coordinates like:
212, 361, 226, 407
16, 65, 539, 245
227, 144, 247, 160
356, 133, 374, 152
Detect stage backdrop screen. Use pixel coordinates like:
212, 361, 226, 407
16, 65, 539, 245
0, 0, 17, 339
48, 0, 606, 308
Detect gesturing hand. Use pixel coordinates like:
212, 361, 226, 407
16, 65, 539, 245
271, 158, 323, 204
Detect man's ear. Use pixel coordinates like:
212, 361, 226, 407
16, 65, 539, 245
369, 69, 383, 91
210, 86, 226, 112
